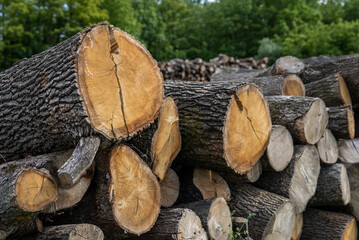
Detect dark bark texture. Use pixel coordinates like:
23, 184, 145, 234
211, 68, 263, 82
327, 105, 354, 139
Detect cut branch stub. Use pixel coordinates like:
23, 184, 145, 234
258, 56, 305, 76
316, 129, 338, 164
109, 145, 161, 235
160, 168, 180, 207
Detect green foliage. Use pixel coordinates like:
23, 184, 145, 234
229, 211, 256, 240
256, 38, 282, 65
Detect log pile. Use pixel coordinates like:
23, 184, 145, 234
158, 54, 268, 82
1, 23, 359, 240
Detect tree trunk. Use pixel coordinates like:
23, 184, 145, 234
0, 22, 163, 160
228, 184, 296, 240
165, 80, 271, 174
291, 213, 303, 240
338, 139, 359, 163
160, 168, 179, 207
258, 56, 305, 76
254, 145, 321, 213
327, 105, 355, 139
316, 129, 338, 164
309, 164, 350, 206
126, 97, 181, 181
177, 198, 232, 240
266, 96, 328, 144
261, 125, 294, 171
301, 209, 357, 240
305, 73, 352, 107
23, 224, 104, 240
212, 70, 305, 96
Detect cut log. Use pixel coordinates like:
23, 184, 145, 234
338, 139, 359, 163
266, 96, 328, 144
165, 81, 271, 174
24, 224, 104, 240
57, 136, 100, 188
261, 125, 294, 171
176, 168, 231, 204
327, 105, 355, 139
316, 129, 338, 164
126, 208, 208, 240
0, 22, 163, 160
177, 198, 232, 240
228, 184, 296, 240
126, 97, 181, 181
309, 163, 350, 206
212, 72, 305, 96
223, 159, 262, 183
254, 145, 320, 213
258, 56, 305, 76
160, 168, 180, 207
345, 164, 359, 220
305, 73, 352, 107
301, 209, 357, 240
291, 213, 303, 240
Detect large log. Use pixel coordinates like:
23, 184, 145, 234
228, 184, 296, 240
327, 105, 355, 139
126, 97, 181, 181
301, 209, 357, 240
338, 139, 359, 163
261, 125, 294, 171
177, 198, 232, 240
165, 81, 271, 174
316, 129, 338, 164
258, 56, 305, 76
266, 96, 328, 144
309, 164, 350, 206
24, 224, 104, 240
254, 145, 320, 213
0, 22, 163, 160
305, 73, 352, 107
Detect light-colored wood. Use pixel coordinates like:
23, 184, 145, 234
327, 105, 355, 139
316, 129, 338, 164
259, 56, 305, 76
338, 139, 359, 163
160, 168, 179, 207
282, 75, 305, 96
109, 145, 161, 235
77, 24, 163, 139
291, 213, 303, 240
152, 97, 181, 181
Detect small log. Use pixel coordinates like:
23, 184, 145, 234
305, 73, 352, 107
228, 184, 296, 240
291, 213, 303, 240
316, 129, 338, 164
160, 168, 180, 207
127, 208, 208, 240
309, 164, 350, 206
266, 96, 328, 144
223, 159, 262, 183
254, 145, 321, 213
327, 105, 355, 139
258, 56, 305, 76
57, 136, 100, 188
301, 209, 357, 240
0, 23, 163, 160
127, 97, 181, 181
338, 139, 359, 163
261, 125, 294, 171
177, 198, 232, 240
165, 81, 271, 174
24, 224, 104, 240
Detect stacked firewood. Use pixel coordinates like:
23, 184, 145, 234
1, 22, 359, 240
158, 54, 268, 82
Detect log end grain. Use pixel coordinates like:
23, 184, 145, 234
338, 139, 359, 163
338, 73, 353, 106
77, 24, 163, 140
151, 97, 181, 181
343, 219, 357, 240
224, 83, 271, 174
207, 197, 232, 240
160, 168, 180, 207
16, 168, 58, 212
246, 159, 262, 182
316, 129, 338, 164
109, 145, 161, 234
273, 56, 305, 75
177, 209, 208, 240
282, 75, 305, 96
291, 213, 303, 240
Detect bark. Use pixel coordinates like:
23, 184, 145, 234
176, 198, 232, 240
316, 129, 338, 164
327, 105, 355, 139
266, 96, 328, 144
305, 73, 352, 107
165, 80, 271, 174
338, 139, 359, 164
344, 164, 359, 221
309, 164, 350, 206
211, 68, 264, 82
258, 56, 305, 76
254, 145, 321, 213
301, 54, 359, 66
301, 209, 357, 240
228, 184, 296, 240
0, 23, 163, 161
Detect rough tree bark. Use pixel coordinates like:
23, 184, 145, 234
0, 22, 163, 160
327, 105, 355, 139
211, 68, 264, 82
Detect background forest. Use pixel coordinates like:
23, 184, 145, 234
1, 0, 359, 70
